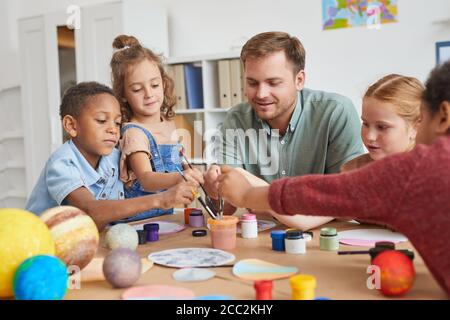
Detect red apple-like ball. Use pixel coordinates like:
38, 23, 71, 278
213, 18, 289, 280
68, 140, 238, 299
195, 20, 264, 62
372, 250, 415, 296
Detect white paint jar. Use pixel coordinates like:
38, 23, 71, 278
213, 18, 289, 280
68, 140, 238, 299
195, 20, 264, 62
241, 213, 258, 239
285, 230, 306, 254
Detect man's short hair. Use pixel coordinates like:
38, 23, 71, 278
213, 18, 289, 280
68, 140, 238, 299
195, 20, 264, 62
59, 82, 115, 119
240, 31, 306, 75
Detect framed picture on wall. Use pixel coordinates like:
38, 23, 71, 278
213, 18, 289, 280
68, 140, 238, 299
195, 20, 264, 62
436, 41, 450, 65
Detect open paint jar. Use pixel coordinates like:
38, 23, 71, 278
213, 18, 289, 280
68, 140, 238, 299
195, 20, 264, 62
189, 209, 205, 228
207, 216, 239, 250
184, 208, 200, 225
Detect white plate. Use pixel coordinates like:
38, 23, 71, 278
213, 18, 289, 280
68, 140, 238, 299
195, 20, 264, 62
338, 229, 408, 242
148, 248, 235, 268
132, 221, 186, 235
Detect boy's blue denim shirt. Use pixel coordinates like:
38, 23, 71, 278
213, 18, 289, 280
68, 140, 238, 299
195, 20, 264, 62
26, 140, 125, 215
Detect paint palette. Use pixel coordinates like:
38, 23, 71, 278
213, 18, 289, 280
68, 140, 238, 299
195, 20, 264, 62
132, 221, 186, 235
236, 219, 276, 234
148, 248, 235, 268
339, 229, 408, 247
232, 259, 298, 281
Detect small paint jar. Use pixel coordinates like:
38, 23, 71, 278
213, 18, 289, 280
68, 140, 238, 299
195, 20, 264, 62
320, 227, 339, 251
241, 213, 258, 239
271, 230, 286, 252
285, 230, 306, 254
137, 230, 148, 245
375, 241, 395, 250
184, 208, 199, 225
254, 280, 273, 300
208, 216, 239, 250
144, 223, 159, 242
189, 210, 205, 228
303, 231, 313, 242
290, 274, 317, 300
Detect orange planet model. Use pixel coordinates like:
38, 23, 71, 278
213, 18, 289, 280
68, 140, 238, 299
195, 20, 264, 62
41, 206, 99, 270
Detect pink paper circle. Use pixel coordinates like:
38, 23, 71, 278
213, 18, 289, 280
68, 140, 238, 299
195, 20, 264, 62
122, 285, 195, 300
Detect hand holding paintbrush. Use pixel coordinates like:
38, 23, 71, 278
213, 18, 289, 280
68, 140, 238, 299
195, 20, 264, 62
176, 166, 217, 220
179, 147, 218, 214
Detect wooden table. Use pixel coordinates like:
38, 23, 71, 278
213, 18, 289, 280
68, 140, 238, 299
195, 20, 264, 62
65, 211, 446, 300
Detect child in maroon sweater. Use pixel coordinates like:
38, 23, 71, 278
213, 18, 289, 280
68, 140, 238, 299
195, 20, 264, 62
218, 61, 450, 296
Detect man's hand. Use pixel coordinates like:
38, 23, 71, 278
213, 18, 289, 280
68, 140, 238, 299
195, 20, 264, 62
217, 166, 253, 208
203, 164, 221, 200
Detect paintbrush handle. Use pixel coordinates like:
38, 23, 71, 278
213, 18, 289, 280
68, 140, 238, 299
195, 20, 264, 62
338, 251, 371, 255
197, 197, 217, 220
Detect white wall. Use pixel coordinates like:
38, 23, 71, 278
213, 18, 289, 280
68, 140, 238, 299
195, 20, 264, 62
2, 0, 450, 109
0, 0, 20, 88
163, 0, 450, 110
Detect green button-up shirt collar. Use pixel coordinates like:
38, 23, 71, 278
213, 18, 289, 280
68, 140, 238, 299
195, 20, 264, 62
259, 91, 303, 138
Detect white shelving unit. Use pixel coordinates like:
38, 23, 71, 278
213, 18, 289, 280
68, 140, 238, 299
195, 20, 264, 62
0, 84, 27, 208
166, 52, 242, 164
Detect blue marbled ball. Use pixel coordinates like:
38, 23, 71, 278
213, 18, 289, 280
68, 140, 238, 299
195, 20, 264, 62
13, 255, 68, 300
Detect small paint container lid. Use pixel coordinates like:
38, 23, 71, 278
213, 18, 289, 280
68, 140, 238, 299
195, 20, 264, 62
144, 223, 160, 232
286, 230, 303, 240
189, 210, 203, 217
320, 227, 337, 237
375, 241, 395, 250
241, 213, 257, 221
271, 230, 286, 240
192, 230, 207, 237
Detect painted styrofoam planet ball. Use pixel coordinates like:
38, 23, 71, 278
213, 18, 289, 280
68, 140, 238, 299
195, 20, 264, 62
105, 224, 138, 251
13, 255, 68, 300
0, 208, 55, 298
372, 250, 415, 296
40, 206, 99, 270
103, 248, 142, 288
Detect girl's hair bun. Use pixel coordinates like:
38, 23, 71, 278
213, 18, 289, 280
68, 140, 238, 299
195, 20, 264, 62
112, 35, 140, 50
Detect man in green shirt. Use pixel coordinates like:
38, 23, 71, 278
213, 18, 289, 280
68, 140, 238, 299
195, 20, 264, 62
205, 31, 364, 229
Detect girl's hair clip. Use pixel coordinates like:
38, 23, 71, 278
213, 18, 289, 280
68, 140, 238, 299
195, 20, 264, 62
113, 46, 130, 54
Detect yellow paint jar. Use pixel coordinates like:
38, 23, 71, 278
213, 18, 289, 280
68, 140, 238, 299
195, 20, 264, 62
290, 274, 317, 300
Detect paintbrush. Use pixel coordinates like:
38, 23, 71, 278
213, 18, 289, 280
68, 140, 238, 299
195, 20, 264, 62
176, 167, 217, 220
338, 248, 415, 261
338, 251, 371, 255
178, 147, 218, 214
